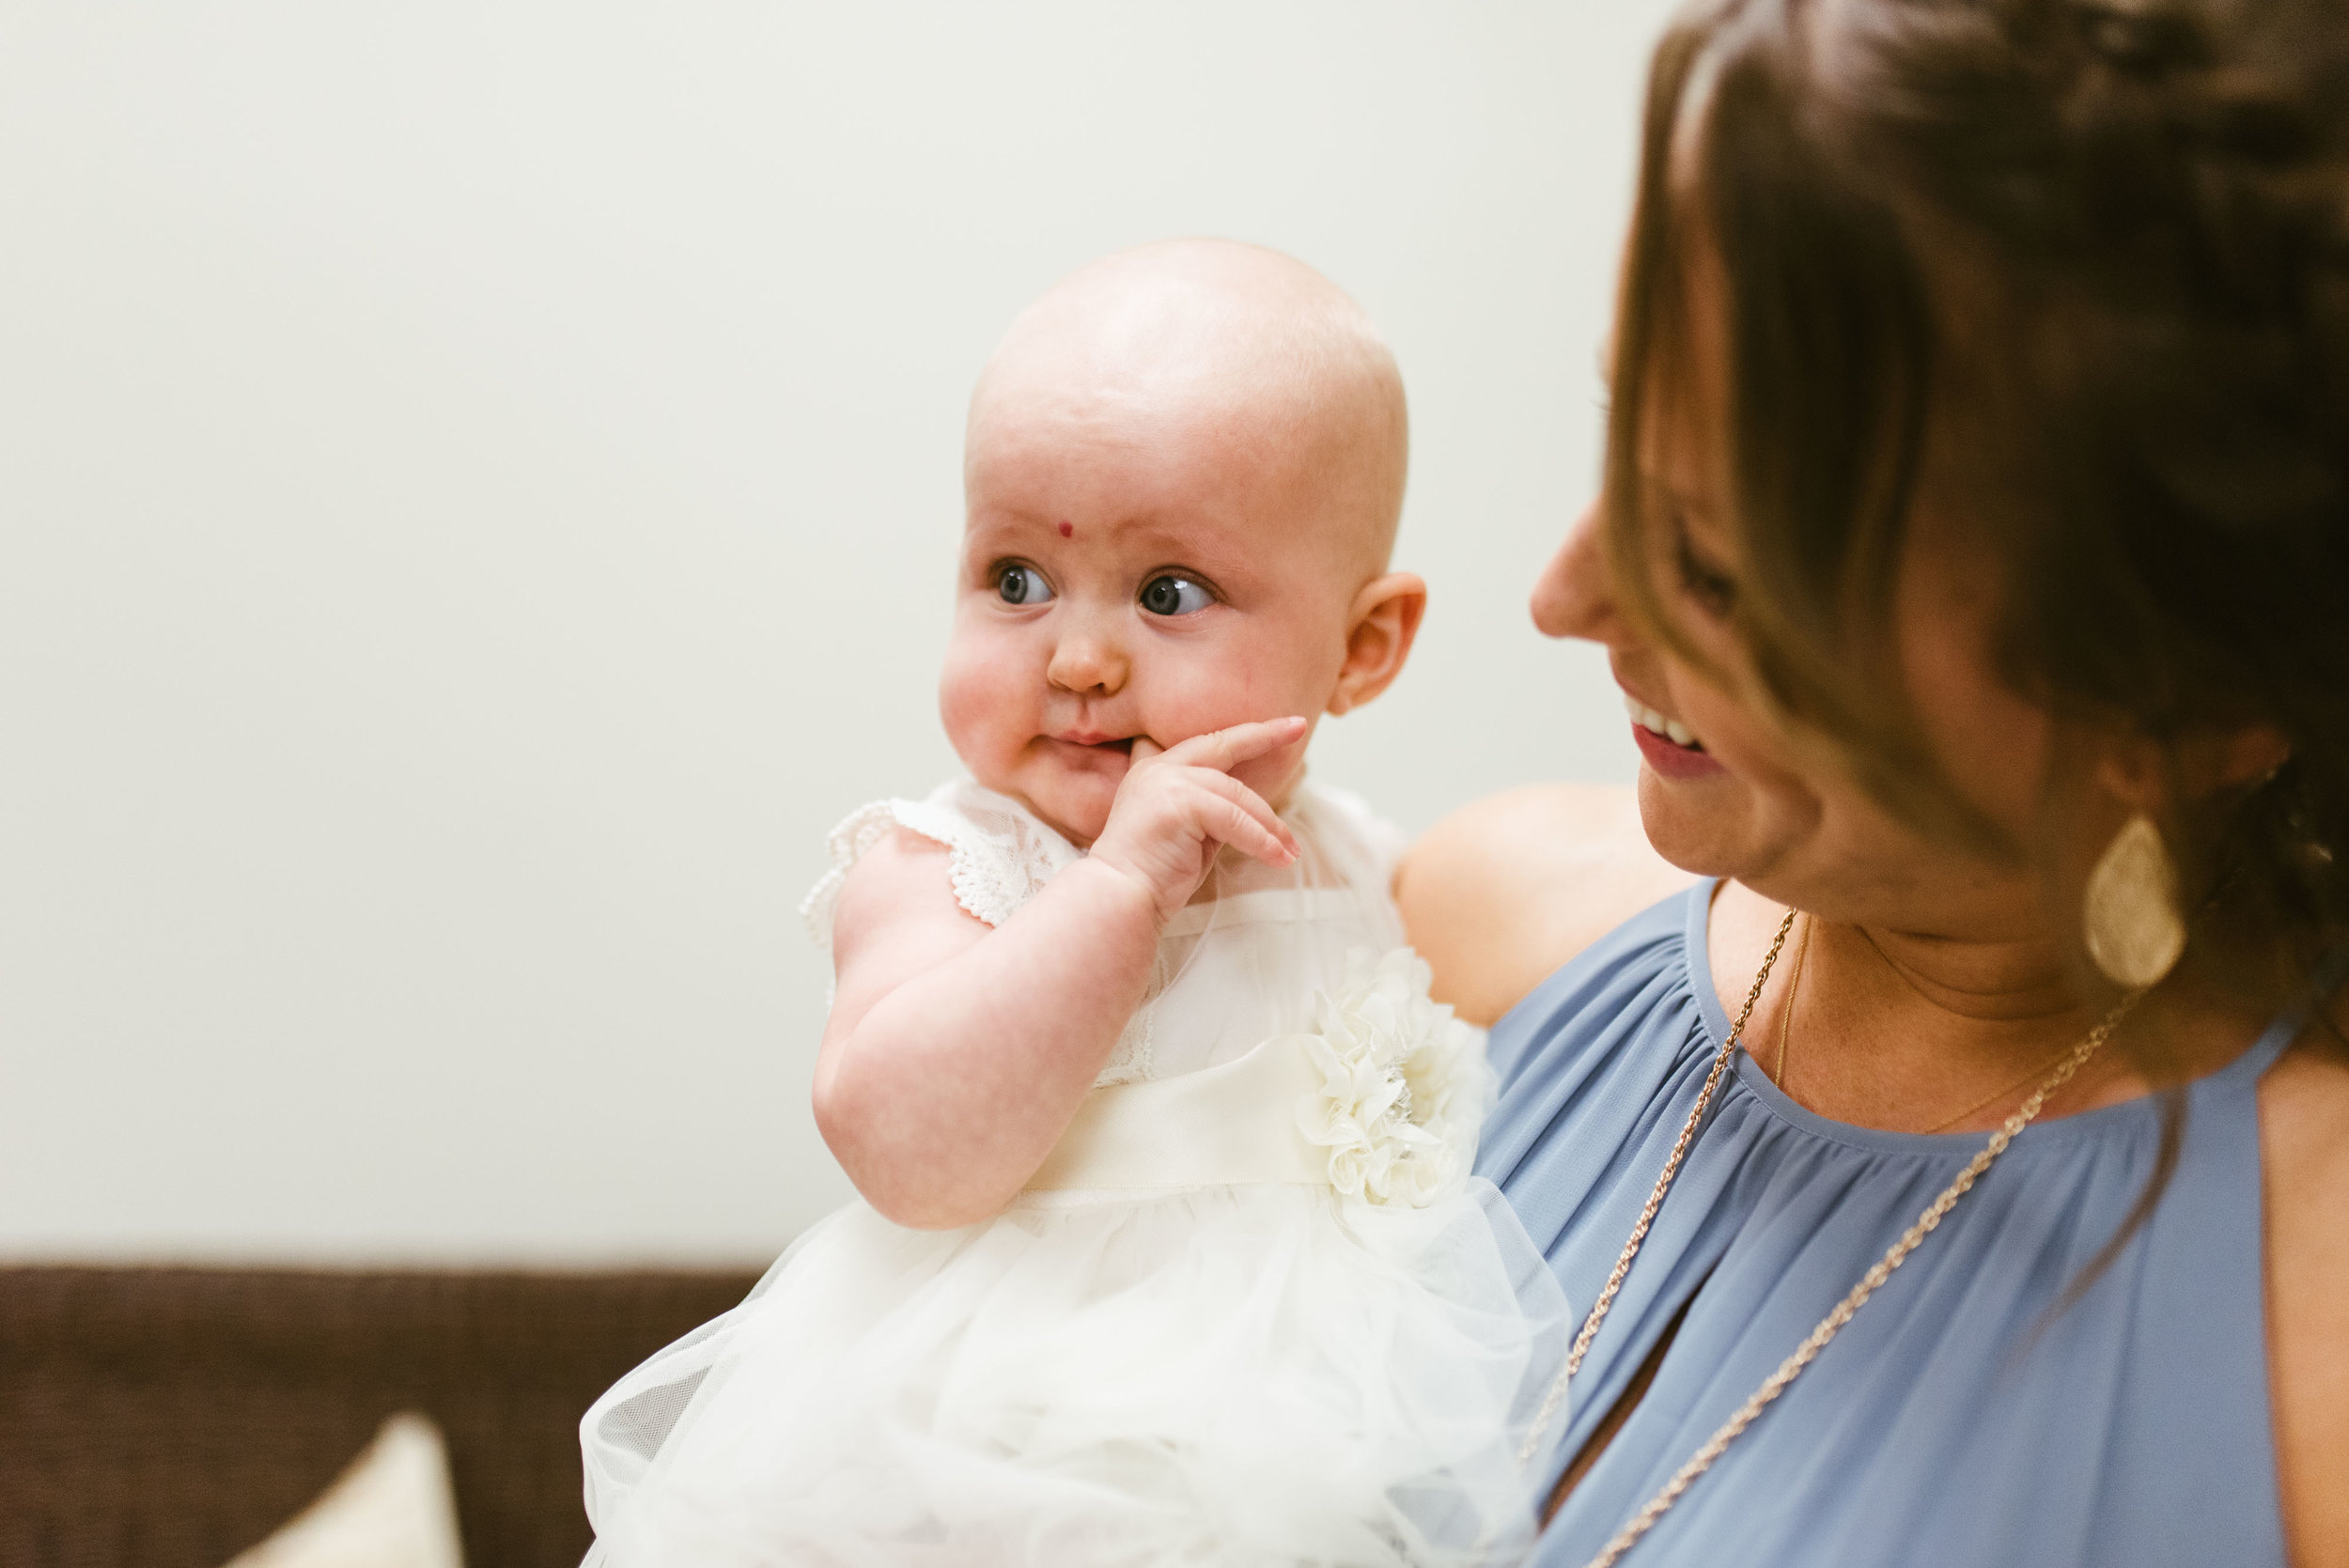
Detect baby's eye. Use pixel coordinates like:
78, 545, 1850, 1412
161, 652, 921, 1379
994, 564, 1055, 606
1138, 574, 1215, 617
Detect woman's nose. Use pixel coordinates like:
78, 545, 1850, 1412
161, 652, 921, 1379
1532, 496, 1624, 644
1047, 621, 1129, 697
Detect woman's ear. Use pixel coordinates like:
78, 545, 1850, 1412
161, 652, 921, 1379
1327, 573, 1427, 717
2187, 723, 2293, 797
2094, 722, 2293, 812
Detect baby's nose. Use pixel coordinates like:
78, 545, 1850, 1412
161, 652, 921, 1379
1046, 628, 1128, 696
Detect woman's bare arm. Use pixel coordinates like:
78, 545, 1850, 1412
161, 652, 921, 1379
1396, 784, 1691, 1028
2262, 1038, 2349, 1568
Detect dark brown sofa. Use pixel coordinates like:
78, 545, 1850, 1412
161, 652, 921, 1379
0, 1265, 762, 1568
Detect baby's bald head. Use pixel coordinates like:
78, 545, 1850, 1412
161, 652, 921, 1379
967, 240, 1408, 578
946, 243, 1426, 835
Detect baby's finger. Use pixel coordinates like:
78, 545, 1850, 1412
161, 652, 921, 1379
1202, 792, 1297, 868
1162, 716, 1309, 776
1190, 768, 1299, 860
1128, 734, 1164, 767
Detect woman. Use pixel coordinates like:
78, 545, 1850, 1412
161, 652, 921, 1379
1399, 1, 2349, 1563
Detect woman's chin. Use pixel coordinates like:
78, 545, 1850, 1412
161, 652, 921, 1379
1635, 768, 1751, 880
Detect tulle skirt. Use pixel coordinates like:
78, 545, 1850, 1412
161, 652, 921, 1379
581, 1180, 1569, 1567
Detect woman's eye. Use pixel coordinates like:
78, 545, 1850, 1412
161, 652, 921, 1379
1672, 523, 1737, 619
994, 564, 1054, 606
1138, 574, 1215, 617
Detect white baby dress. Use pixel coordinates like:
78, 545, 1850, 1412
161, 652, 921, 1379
579, 779, 1570, 1568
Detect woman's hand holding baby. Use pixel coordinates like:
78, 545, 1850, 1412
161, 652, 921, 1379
1088, 718, 1306, 922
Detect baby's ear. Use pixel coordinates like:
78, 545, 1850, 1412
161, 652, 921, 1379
1327, 572, 1427, 716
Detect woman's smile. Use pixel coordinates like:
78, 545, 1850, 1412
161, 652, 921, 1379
1622, 688, 1724, 781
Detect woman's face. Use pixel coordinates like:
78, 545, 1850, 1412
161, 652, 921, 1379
1532, 265, 2061, 940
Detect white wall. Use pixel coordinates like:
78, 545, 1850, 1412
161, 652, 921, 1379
0, 2, 1672, 1265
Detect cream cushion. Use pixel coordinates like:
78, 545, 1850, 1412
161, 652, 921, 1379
222, 1413, 466, 1568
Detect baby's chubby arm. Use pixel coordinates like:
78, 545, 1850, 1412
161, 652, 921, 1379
811, 717, 1305, 1229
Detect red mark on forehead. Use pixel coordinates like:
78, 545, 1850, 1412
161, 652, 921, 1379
1058, 521, 1074, 537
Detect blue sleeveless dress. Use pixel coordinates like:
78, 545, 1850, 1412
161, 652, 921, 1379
1480, 880, 2290, 1567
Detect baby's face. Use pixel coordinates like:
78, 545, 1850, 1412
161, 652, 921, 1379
940, 371, 1366, 847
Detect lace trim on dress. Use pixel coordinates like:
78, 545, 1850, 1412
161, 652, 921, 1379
798, 783, 1153, 1081
798, 802, 901, 951
799, 782, 1082, 949
895, 793, 1072, 929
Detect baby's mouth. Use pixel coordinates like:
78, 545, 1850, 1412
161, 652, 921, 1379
1054, 732, 1136, 755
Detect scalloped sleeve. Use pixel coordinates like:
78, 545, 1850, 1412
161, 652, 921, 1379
798, 781, 1082, 952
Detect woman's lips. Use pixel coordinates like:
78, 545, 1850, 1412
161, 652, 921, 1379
1633, 722, 1726, 778
1624, 693, 1697, 747
1624, 692, 1724, 780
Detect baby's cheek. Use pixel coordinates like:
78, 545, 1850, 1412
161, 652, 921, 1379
1232, 734, 1312, 806
1145, 659, 1314, 796
938, 641, 1019, 773
1151, 649, 1271, 734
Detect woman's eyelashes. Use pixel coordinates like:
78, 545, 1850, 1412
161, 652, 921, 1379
1671, 517, 1738, 619
992, 562, 1055, 606
1138, 573, 1216, 617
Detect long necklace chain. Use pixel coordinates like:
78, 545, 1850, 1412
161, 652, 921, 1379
1512, 907, 2144, 1568
1513, 911, 1798, 1472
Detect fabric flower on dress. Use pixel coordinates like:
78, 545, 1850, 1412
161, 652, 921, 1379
1295, 948, 1492, 1207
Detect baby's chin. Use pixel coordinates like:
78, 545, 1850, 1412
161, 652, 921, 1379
971, 755, 1120, 848
1026, 785, 1115, 849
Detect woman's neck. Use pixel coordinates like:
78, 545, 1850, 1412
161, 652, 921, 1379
1713, 879, 2262, 1134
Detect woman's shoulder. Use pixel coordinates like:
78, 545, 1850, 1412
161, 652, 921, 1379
1395, 783, 1694, 1027
2257, 1030, 2349, 1564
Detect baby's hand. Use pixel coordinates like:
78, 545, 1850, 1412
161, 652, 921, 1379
1087, 717, 1305, 922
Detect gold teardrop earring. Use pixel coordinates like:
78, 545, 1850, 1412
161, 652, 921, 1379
2083, 815, 2186, 988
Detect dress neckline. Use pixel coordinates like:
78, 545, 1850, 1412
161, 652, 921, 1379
1682, 878, 2300, 1158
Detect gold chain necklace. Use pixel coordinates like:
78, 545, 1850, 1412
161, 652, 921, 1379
1512, 908, 2143, 1568
1774, 912, 2092, 1136
1771, 911, 1812, 1086
1917, 1045, 2092, 1135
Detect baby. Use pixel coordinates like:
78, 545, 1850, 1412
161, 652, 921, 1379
581, 241, 1567, 1566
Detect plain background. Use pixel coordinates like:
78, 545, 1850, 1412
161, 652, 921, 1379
0, 1, 1674, 1265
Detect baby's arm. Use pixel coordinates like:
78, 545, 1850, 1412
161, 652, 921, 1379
812, 718, 1304, 1229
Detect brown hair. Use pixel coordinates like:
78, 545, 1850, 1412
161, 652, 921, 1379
1609, 0, 2349, 1013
